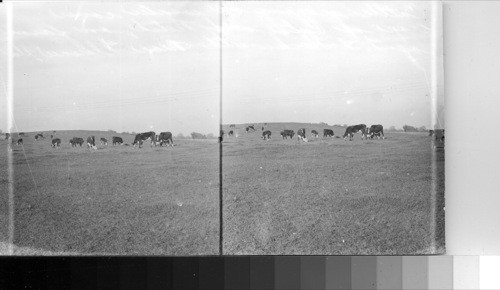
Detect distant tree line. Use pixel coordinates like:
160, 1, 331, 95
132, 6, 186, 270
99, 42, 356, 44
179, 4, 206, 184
190, 132, 217, 140
402, 125, 428, 132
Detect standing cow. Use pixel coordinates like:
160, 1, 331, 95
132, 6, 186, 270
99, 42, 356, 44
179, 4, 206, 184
70, 137, 84, 147
228, 130, 234, 137
343, 124, 367, 141
323, 129, 334, 138
132, 132, 156, 148
311, 130, 319, 138
368, 125, 385, 139
87, 136, 97, 150
16, 139, 23, 146
157, 132, 174, 147
112, 136, 123, 145
297, 128, 308, 142
280, 130, 295, 139
262, 130, 272, 140
100, 138, 108, 146
51, 138, 61, 148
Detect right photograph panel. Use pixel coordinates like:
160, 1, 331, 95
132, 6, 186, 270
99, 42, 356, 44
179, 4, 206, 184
221, 1, 445, 255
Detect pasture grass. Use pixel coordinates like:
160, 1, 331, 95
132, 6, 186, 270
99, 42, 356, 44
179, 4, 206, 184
222, 123, 445, 255
1, 130, 219, 255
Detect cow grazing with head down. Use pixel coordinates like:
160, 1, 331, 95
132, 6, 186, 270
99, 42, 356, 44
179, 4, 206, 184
51, 138, 61, 148
297, 128, 308, 142
157, 132, 174, 147
133, 131, 156, 148
433, 129, 445, 143
228, 130, 234, 136
17, 139, 23, 146
311, 130, 319, 138
245, 125, 255, 133
343, 124, 367, 141
112, 136, 123, 145
34, 133, 44, 141
368, 125, 385, 139
323, 129, 334, 138
87, 136, 97, 150
230, 124, 235, 128
100, 138, 108, 146
280, 130, 294, 139
262, 130, 272, 140
70, 137, 84, 147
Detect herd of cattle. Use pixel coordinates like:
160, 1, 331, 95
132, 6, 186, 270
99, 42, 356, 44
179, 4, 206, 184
1, 125, 445, 148
221, 124, 387, 142
2, 131, 175, 149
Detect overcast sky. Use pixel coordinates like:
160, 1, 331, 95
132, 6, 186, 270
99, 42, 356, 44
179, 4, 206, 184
1, 1, 444, 134
222, 1, 444, 129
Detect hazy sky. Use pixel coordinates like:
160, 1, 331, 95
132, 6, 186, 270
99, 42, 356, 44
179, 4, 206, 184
3, 2, 220, 135
1, 1, 444, 134
222, 1, 444, 129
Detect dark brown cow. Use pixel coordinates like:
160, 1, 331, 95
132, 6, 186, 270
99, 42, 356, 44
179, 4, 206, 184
280, 130, 294, 139
51, 138, 61, 148
262, 130, 271, 140
70, 137, 84, 147
343, 124, 367, 141
133, 131, 156, 148
368, 125, 385, 139
112, 136, 123, 145
323, 129, 334, 137
157, 132, 174, 147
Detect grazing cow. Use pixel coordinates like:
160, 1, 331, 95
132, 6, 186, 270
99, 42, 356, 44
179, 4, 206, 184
112, 136, 123, 145
35, 133, 44, 140
311, 130, 319, 138
368, 125, 385, 139
230, 124, 235, 128
70, 137, 84, 147
51, 138, 61, 148
433, 129, 445, 142
4, 133, 10, 140
323, 129, 334, 138
280, 129, 295, 139
297, 128, 308, 142
157, 132, 174, 147
17, 138, 23, 146
262, 130, 272, 140
429, 130, 435, 136
87, 136, 97, 150
245, 125, 255, 133
343, 124, 367, 141
228, 130, 234, 136
133, 131, 156, 148
100, 138, 108, 146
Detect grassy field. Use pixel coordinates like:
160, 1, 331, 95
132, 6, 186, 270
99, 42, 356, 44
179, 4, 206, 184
1, 130, 219, 255
222, 123, 445, 255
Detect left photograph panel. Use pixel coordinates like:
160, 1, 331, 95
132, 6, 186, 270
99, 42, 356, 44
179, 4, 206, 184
1, 2, 221, 255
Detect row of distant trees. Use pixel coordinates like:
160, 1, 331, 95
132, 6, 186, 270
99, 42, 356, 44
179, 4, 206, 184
116, 130, 217, 140
327, 125, 429, 132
